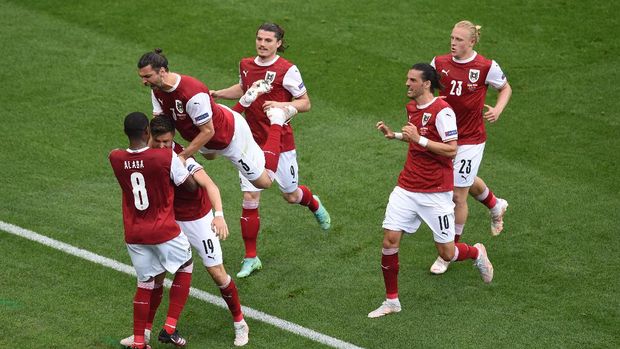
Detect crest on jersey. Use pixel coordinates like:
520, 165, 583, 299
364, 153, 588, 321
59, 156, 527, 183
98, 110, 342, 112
422, 113, 432, 126
468, 69, 480, 83
265, 71, 276, 84
175, 100, 184, 114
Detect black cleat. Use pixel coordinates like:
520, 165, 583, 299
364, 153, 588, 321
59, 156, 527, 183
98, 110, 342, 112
158, 328, 187, 347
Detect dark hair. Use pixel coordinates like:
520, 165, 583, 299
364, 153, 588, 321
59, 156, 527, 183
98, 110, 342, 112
411, 63, 443, 93
124, 112, 149, 139
150, 115, 175, 137
137, 48, 169, 71
257, 22, 287, 52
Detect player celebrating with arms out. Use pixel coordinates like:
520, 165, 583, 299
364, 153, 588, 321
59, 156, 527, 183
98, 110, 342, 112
429, 20, 513, 275
368, 64, 493, 318
211, 23, 331, 278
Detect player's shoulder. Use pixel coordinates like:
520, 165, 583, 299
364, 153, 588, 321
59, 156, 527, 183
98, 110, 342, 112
274, 56, 295, 70
179, 74, 209, 92
434, 97, 452, 109
108, 148, 124, 160
240, 57, 255, 66
434, 54, 453, 64
406, 100, 418, 111
473, 53, 493, 67
172, 142, 184, 155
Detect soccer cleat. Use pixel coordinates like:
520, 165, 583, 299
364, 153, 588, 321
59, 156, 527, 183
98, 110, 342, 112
120, 329, 151, 347
490, 198, 509, 236
158, 328, 187, 347
312, 195, 331, 230
429, 256, 451, 275
368, 299, 402, 318
473, 243, 494, 283
236, 257, 262, 278
233, 319, 250, 346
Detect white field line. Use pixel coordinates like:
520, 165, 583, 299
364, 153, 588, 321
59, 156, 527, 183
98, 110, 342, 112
0, 220, 364, 349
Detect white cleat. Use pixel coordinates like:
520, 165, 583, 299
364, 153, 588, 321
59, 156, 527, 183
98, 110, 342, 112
233, 319, 249, 346
367, 299, 401, 318
490, 198, 508, 236
266, 107, 290, 126
120, 328, 151, 347
430, 256, 451, 275
473, 243, 494, 283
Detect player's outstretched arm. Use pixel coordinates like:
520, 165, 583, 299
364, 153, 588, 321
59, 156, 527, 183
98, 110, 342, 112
211, 83, 244, 100
179, 121, 215, 161
192, 169, 228, 240
376, 121, 400, 140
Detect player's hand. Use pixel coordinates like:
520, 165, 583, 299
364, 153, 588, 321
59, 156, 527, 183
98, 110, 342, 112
483, 104, 501, 123
402, 122, 419, 142
376, 121, 395, 139
210, 90, 220, 99
177, 153, 187, 165
262, 100, 287, 111
211, 216, 229, 240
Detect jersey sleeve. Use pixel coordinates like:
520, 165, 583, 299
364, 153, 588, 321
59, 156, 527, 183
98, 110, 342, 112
436, 107, 458, 142
283, 65, 307, 98
486, 60, 508, 89
170, 151, 191, 186
185, 157, 204, 175
151, 91, 163, 115
185, 92, 214, 126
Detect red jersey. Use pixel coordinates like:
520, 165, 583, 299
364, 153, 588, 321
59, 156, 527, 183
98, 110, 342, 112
397, 98, 458, 193
151, 74, 234, 150
109, 147, 190, 244
432, 52, 507, 145
171, 142, 212, 221
239, 56, 306, 151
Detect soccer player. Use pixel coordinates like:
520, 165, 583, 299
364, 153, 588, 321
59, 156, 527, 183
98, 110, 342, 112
429, 20, 512, 275
137, 49, 290, 190
368, 64, 493, 318
109, 112, 195, 349
119, 117, 249, 347
210, 23, 331, 278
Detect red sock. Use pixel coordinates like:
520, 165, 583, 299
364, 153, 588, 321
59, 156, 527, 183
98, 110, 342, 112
146, 284, 164, 330
455, 243, 479, 261
220, 278, 244, 322
165, 271, 192, 334
454, 234, 461, 243
263, 124, 283, 172
381, 253, 399, 299
232, 102, 245, 114
241, 208, 260, 258
133, 286, 152, 344
478, 189, 497, 209
298, 185, 319, 212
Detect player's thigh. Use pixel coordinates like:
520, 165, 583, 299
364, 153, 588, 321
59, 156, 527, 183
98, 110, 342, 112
126, 244, 166, 282
177, 214, 223, 268
227, 116, 265, 181
415, 191, 456, 244
382, 186, 423, 234
275, 150, 299, 193
153, 232, 193, 274
453, 143, 486, 187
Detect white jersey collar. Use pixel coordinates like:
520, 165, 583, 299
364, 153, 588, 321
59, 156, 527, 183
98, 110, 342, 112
254, 55, 280, 67
163, 73, 181, 93
416, 97, 437, 110
452, 51, 478, 64
126, 146, 149, 153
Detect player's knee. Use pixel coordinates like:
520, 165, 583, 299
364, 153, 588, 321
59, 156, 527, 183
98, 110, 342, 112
282, 191, 299, 204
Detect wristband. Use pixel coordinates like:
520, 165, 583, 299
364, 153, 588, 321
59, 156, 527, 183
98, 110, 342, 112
394, 132, 403, 140
418, 136, 429, 147
284, 105, 298, 118
214, 211, 224, 217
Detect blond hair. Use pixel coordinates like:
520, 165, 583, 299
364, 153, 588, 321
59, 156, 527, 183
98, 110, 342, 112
454, 20, 482, 44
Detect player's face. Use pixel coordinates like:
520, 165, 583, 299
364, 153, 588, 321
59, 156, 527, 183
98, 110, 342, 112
450, 27, 475, 60
255, 30, 281, 60
151, 132, 174, 149
406, 69, 427, 99
138, 65, 165, 90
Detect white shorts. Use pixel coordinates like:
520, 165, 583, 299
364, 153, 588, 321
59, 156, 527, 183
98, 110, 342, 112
127, 232, 192, 282
240, 150, 299, 194
177, 211, 223, 268
382, 186, 455, 243
199, 110, 265, 182
453, 143, 486, 187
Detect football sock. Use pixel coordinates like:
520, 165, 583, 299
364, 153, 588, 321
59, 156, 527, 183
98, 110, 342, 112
146, 282, 164, 330
133, 286, 152, 344
454, 243, 479, 261
231, 102, 245, 114
381, 248, 399, 299
454, 224, 464, 243
241, 205, 260, 258
475, 186, 497, 210
297, 185, 319, 212
263, 124, 283, 172
165, 270, 192, 334
219, 276, 244, 322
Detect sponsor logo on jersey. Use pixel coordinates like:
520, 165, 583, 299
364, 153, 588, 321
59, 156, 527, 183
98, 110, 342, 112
468, 69, 480, 83
265, 71, 276, 84
175, 100, 184, 114
242, 70, 248, 77
422, 113, 432, 126
298, 82, 305, 89
157, 98, 164, 105
441, 69, 449, 76
195, 113, 210, 123
445, 129, 457, 137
